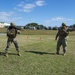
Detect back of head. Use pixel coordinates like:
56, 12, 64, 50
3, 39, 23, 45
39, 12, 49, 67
10, 22, 16, 27
62, 22, 67, 27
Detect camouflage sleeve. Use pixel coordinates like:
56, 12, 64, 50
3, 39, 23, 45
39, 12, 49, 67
63, 29, 69, 36
17, 30, 21, 34
6, 29, 10, 37
55, 30, 59, 40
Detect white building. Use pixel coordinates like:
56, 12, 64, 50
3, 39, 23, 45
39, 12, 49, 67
0, 22, 10, 28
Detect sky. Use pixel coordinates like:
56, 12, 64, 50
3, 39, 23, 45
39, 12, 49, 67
0, 0, 75, 27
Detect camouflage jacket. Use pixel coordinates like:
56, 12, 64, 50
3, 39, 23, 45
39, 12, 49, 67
55, 27, 69, 39
7, 26, 20, 38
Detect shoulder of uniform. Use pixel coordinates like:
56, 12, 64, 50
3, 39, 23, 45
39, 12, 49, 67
58, 27, 62, 31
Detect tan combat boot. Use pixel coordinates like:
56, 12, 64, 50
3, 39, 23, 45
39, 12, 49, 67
5, 52, 8, 57
17, 51, 21, 56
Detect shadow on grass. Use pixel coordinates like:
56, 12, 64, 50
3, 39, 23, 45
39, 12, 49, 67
0, 52, 5, 56
25, 51, 56, 55
8, 53, 18, 55
0, 52, 18, 56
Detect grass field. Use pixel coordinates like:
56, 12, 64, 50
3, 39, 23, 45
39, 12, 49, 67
0, 30, 75, 75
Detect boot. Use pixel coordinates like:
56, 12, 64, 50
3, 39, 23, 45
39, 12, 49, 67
63, 52, 66, 56
56, 52, 59, 55
5, 52, 8, 57
17, 51, 21, 56
63, 50, 66, 56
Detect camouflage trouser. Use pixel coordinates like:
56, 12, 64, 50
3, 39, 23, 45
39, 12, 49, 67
56, 38, 67, 54
5, 37, 20, 53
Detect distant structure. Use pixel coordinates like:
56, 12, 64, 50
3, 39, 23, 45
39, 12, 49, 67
29, 26, 36, 30
0, 22, 10, 28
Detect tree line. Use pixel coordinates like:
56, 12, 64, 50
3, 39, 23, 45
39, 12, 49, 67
23, 22, 75, 30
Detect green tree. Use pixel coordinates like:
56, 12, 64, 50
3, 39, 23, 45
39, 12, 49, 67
24, 22, 47, 30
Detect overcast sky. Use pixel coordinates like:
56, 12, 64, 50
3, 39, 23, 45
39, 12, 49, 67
0, 0, 75, 27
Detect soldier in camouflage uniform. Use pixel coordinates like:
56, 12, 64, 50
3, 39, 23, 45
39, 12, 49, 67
5, 22, 21, 57
55, 23, 69, 55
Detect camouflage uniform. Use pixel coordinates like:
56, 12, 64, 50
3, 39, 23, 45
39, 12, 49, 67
55, 23, 69, 55
5, 22, 21, 57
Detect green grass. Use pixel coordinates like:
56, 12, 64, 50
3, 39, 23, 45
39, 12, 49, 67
0, 28, 57, 35
0, 31, 75, 75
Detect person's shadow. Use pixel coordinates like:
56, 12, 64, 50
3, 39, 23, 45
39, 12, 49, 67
0, 52, 18, 56
25, 50, 55, 55
0, 52, 5, 56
